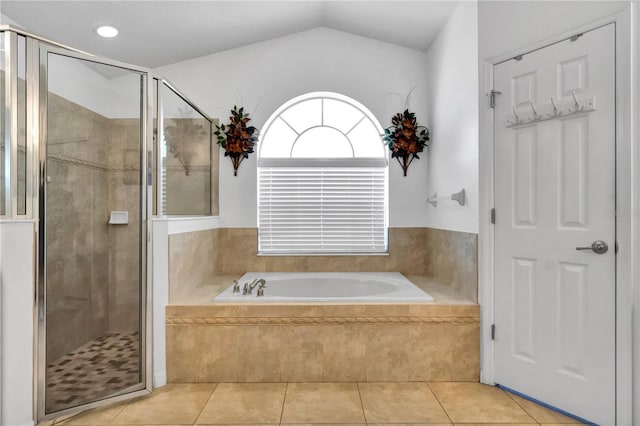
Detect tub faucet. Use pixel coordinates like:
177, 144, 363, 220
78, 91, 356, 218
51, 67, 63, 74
232, 280, 240, 293
243, 278, 266, 295
256, 280, 267, 297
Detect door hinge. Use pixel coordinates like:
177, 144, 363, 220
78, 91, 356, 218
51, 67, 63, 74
491, 324, 496, 340
489, 90, 502, 108
491, 208, 496, 224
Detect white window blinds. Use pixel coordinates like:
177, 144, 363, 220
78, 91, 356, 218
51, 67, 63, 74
258, 165, 388, 254
257, 92, 388, 255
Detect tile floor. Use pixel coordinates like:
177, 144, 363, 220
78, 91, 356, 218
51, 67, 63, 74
45, 382, 584, 426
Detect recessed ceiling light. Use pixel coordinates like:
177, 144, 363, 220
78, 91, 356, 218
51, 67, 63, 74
95, 25, 118, 38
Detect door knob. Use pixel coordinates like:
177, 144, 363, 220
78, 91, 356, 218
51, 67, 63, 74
576, 240, 609, 254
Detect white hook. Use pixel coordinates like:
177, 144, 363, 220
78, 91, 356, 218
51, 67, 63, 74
549, 97, 559, 117
508, 107, 521, 126
527, 101, 540, 120
571, 91, 583, 112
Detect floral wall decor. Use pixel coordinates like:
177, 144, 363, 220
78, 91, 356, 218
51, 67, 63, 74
214, 105, 259, 176
383, 109, 430, 176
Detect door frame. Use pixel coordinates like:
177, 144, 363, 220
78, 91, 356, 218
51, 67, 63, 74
478, 7, 635, 425
33, 39, 154, 423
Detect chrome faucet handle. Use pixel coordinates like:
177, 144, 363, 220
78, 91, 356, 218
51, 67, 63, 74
232, 280, 240, 293
243, 282, 250, 295
257, 286, 265, 297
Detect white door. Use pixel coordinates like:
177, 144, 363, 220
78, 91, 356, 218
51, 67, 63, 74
493, 24, 615, 425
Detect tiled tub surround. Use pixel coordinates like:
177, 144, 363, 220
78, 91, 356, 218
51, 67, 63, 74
168, 227, 478, 303
166, 227, 479, 383
166, 302, 479, 383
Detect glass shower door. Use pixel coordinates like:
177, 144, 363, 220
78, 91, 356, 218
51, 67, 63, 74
40, 50, 148, 417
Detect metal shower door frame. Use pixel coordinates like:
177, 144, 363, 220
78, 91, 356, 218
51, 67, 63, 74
33, 37, 154, 423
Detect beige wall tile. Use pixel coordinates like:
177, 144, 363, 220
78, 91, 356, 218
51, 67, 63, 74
280, 326, 325, 382
195, 383, 286, 424
166, 304, 480, 383
322, 325, 367, 382
364, 325, 412, 381
169, 228, 218, 304
234, 326, 282, 382
167, 326, 237, 383
215, 228, 431, 275
281, 383, 365, 424
410, 324, 480, 382
424, 228, 478, 302
206, 227, 478, 303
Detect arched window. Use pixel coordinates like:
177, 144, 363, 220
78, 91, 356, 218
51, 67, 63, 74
258, 92, 388, 254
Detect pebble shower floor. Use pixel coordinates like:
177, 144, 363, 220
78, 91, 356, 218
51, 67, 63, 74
45, 331, 140, 413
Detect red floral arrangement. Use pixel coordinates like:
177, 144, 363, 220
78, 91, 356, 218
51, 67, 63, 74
214, 106, 258, 176
383, 109, 430, 176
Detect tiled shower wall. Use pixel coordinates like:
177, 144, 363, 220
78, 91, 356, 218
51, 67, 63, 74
46, 93, 141, 361
106, 118, 142, 333
168, 227, 478, 303
46, 92, 111, 362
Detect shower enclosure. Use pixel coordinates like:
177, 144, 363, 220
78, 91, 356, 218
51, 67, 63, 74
0, 26, 214, 423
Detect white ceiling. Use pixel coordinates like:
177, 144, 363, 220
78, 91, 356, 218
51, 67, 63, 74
1, 1, 458, 69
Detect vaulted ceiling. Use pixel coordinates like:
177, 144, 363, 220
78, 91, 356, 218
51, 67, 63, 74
1, 1, 458, 69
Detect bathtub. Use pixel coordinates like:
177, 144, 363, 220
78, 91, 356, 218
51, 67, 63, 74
214, 272, 433, 303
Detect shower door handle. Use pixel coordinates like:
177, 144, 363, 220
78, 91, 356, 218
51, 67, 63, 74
576, 240, 608, 254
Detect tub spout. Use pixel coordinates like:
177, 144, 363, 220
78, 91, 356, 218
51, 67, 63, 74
253, 278, 267, 290
243, 278, 267, 295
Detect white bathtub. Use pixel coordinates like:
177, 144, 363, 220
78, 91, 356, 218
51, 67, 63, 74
214, 272, 433, 303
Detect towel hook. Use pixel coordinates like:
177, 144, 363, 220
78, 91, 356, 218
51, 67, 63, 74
450, 189, 466, 206
571, 91, 583, 112
508, 107, 521, 126
526, 101, 540, 120
549, 97, 559, 117
427, 193, 438, 208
